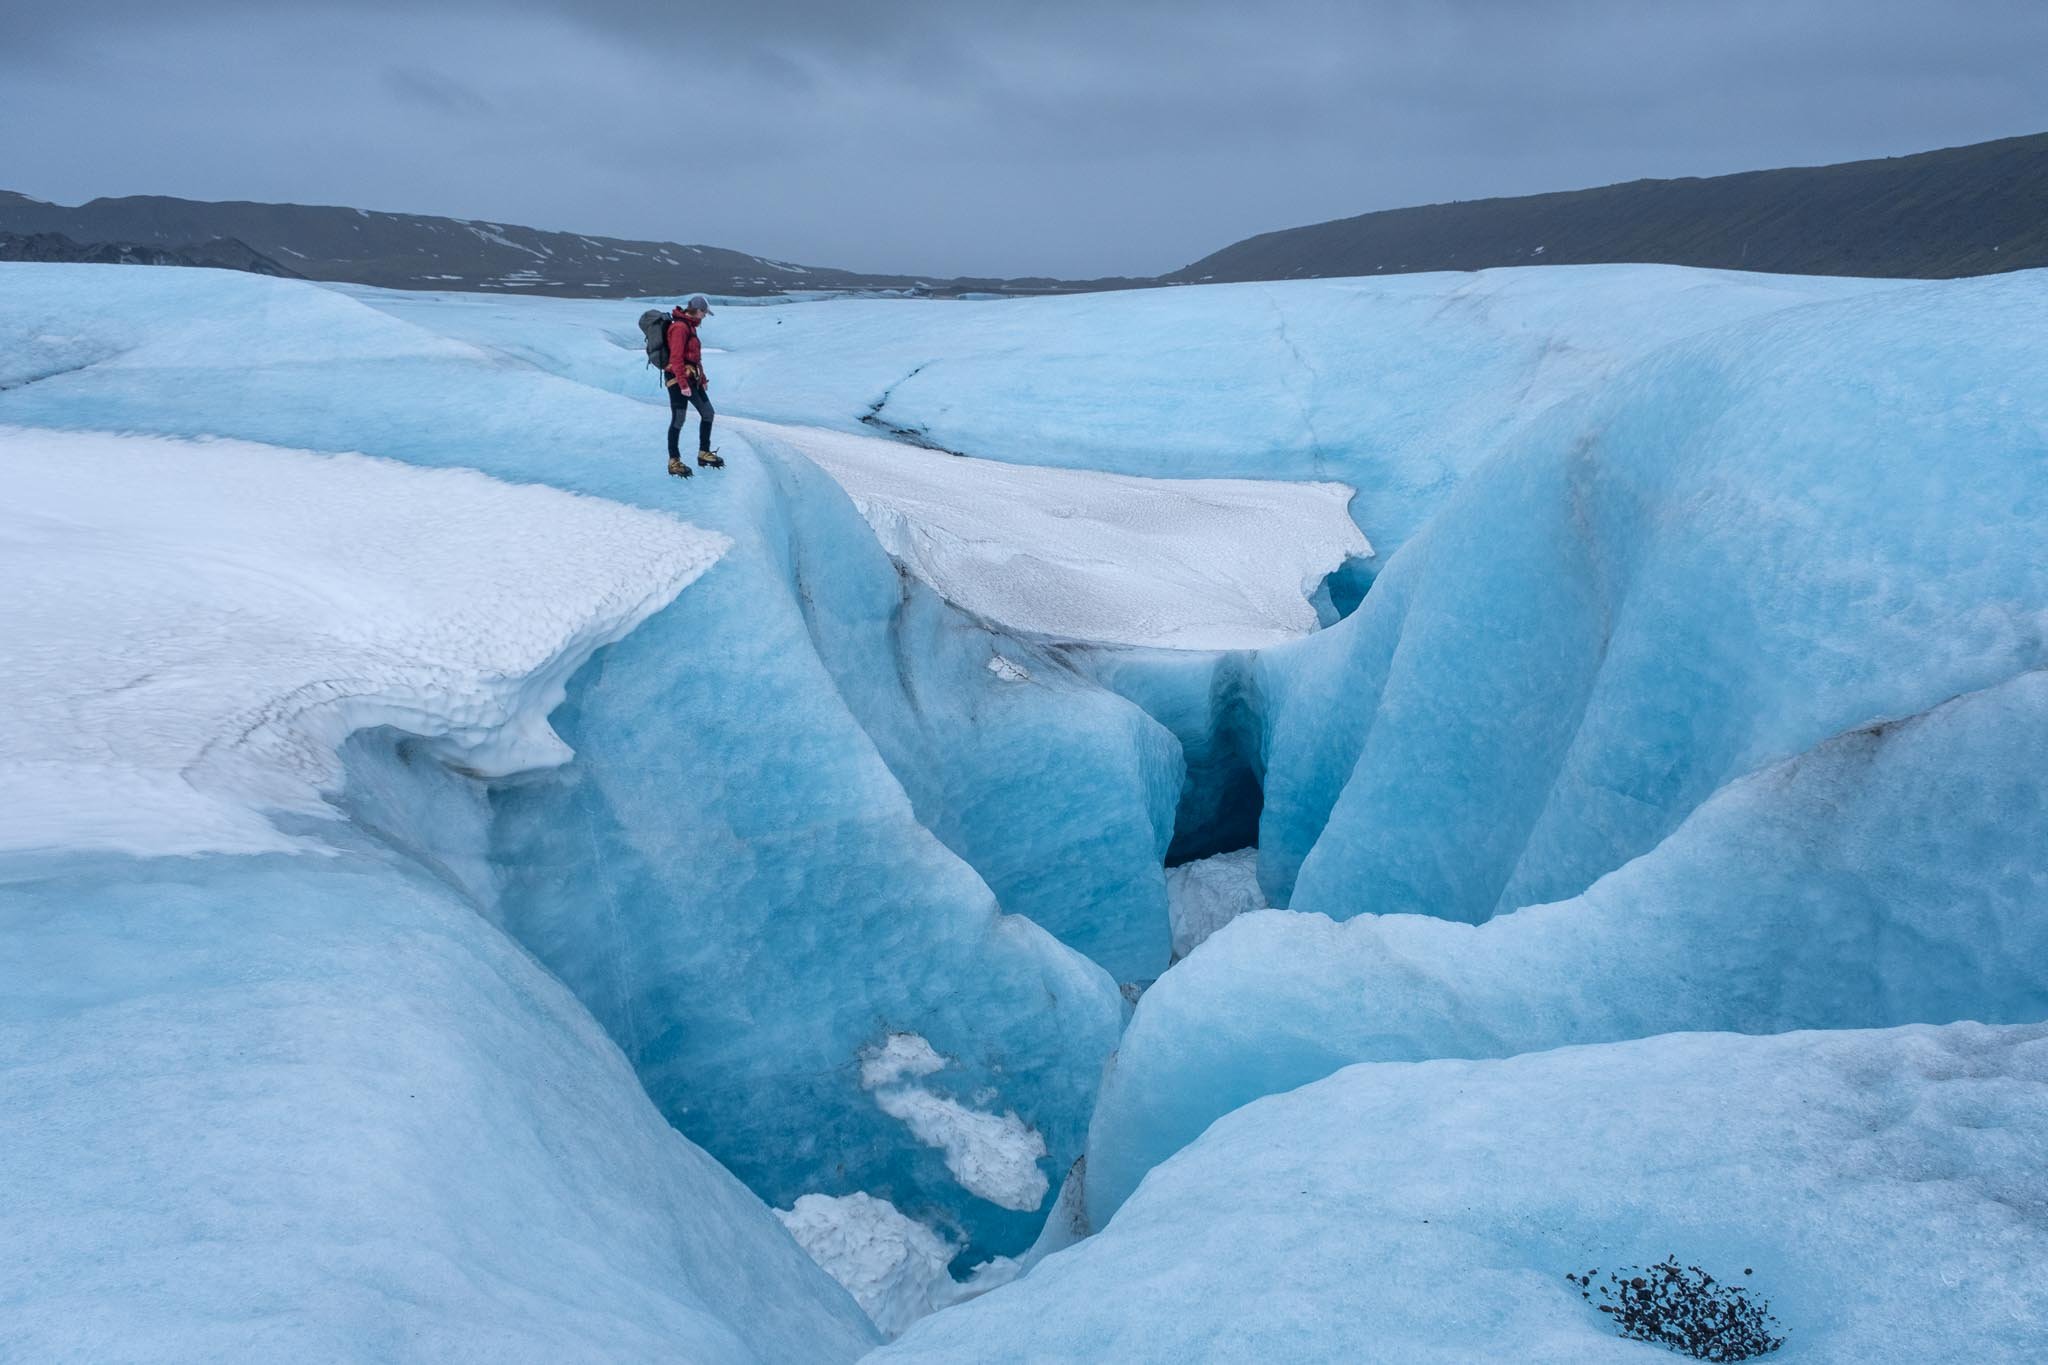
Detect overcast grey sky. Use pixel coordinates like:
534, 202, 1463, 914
3, 0, 2044, 277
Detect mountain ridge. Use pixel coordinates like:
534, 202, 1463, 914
0, 189, 1139, 299
1169, 130, 2048, 283
6, 129, 2044, 298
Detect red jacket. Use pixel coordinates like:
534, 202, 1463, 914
666, 310, 704, 393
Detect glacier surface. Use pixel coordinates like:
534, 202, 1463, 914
884, 1023, 2048, 1363
0, 424, 724, 858
0, 427, 870, 1361
1088, 666, 2048, 1218
1256, 269, 2048, 925
7, 256, 2047, 1360
339, 266, 1900, 558
0, 851, 878, 1365
0, 262, 1176, 1260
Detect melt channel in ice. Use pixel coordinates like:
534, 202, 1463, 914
1083, 265, 2048, 1220
1086, 666, 2048, 1220
0, 263, 1141, 1263
0, 426, 881, 1362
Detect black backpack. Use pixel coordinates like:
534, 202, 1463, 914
637, 309, 672, 372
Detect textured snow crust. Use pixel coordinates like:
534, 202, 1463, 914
731, 417, 1369, 649
883, 1023, 2048, 1364
0, 425, 724, 858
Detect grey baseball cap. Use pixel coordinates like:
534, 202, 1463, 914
685, 295, 714, 315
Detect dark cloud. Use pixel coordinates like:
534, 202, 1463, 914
2, 0, 2043, 276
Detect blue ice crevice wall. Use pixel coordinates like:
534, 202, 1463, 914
1084, 269, 2048, 1221
0, 263, 1182, 1262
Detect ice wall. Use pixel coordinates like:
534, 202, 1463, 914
0, 850, 877, 1365
1087, 669, 2048, 1218
0, 422, 874, 1360
0, 263, 1161, 1256
485, 456, 1131, 1256
1258, 269, 2048, 918
1073, 647, 1268, 862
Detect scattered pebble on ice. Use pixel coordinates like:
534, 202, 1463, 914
1165, 847, 1265, 959
874, 1021, 2048, 1362
0, 425, 727, 858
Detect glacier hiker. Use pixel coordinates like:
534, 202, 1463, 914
665, 296, 722, 477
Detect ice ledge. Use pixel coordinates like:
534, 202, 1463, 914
0, 425, 728, 859
732, 417, 1371, 651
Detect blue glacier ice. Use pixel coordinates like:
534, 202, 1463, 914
1086, 667, 2048, 1219
9, 255, 2048, 1357
482, 459, 1143, 1251
0, 262, 1169, 1258
1080, 267, 2048, 1220
0, 424, 878, 1360
0, 848, 878, 1364
338, 266, 1898, 557
1256, 268, 2048, 920
882, 1022, 2048, 1364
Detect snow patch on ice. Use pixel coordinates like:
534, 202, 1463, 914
734, 418, 1369, 649
0, 426, 727, 858
1165, 846, 1264, 959
775, 1192, 1021, 1338
986, 654, 1032, 683
859, 1032, 948, 1088
870, 1091, 1050, 1212
859, 1033, 1051, 1211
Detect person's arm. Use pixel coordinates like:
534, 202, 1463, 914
666, 322, 686, 385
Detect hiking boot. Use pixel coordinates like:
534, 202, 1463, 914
668, 455, 694, 478
698, 448, 724, 469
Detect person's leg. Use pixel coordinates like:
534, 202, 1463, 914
667, 382, 687, 462
692, 389, 716, 454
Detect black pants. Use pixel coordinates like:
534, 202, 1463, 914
667, 381, 714, 459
